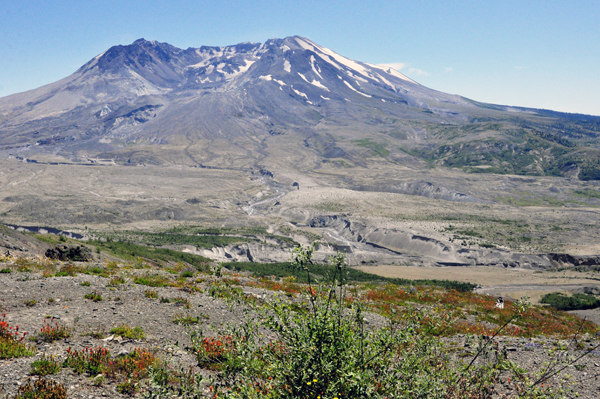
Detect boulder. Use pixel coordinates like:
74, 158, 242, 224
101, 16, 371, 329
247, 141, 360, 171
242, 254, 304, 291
45, 245, 93, 261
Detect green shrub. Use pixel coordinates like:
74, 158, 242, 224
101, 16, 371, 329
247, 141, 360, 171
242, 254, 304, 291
180, 270, 194, 278
172, 313, 200, 325
110, 324, 145, 340
30, 353, 62, 375
54, 264, 82, 277
134, 275, 170, 287
107, 276, 126, 286
38, 319, 70, 342
0, 314, 34, 359
144, 290, 158, 299
0, 268, 11, 273
83, 291, 103, 302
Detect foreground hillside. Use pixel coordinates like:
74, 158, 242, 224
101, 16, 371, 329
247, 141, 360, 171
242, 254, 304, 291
0, 234, 599, 398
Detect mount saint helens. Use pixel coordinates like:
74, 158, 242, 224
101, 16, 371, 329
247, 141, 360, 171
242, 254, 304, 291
1, 36, 599, 180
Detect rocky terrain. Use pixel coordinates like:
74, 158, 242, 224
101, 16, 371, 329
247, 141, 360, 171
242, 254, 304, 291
0, 246, 599, 398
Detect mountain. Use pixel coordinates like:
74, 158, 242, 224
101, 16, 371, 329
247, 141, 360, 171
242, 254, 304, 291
1, 36, 600, 179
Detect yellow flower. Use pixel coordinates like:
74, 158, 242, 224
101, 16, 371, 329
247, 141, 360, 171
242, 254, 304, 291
307, 382, 311, 385
313, 379, 318, 382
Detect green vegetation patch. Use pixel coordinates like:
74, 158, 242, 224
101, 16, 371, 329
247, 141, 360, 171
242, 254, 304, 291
89, 240, 210, 271
541, 292, 600, 311
225, 261, 477, 292
573, 189, 600, 199
352, 138, 390, 157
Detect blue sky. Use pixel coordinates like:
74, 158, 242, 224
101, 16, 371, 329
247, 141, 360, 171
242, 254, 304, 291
1, 0, 599, 115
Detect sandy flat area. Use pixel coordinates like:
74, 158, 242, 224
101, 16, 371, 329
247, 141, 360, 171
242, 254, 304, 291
356, 265, 600, 304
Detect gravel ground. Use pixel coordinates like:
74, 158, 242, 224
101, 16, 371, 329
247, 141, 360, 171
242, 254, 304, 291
0, 270, 264, 398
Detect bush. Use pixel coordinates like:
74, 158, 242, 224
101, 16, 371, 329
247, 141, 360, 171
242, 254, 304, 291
541, 292, 600, 311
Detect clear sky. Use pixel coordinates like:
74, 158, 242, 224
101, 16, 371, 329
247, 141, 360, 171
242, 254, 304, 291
1, 0, 599, 115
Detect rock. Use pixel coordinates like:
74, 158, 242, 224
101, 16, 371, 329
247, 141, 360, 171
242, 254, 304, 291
45, 245, 93, 261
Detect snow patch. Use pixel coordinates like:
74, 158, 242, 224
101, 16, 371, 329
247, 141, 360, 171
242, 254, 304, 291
309, 80, 329, 91
291, 86, 308, 100
298, 73, 329, 91
347, 70, 368, 83
281, 45, 291, 52
298, 73, 310, 83
320, 95, 330, 100
283, 60, 291, 73
367, 63, 416, 84
381, 99, 386, 102
343, 81, 372, 97
273, 79, 286, 86
310, 55, 323, 79
296, 37, 376, 80
259, 75, 273, 81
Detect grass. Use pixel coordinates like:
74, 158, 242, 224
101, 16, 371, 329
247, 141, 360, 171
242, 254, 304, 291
144, 290, 158, 298
224, 261, 477, 292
